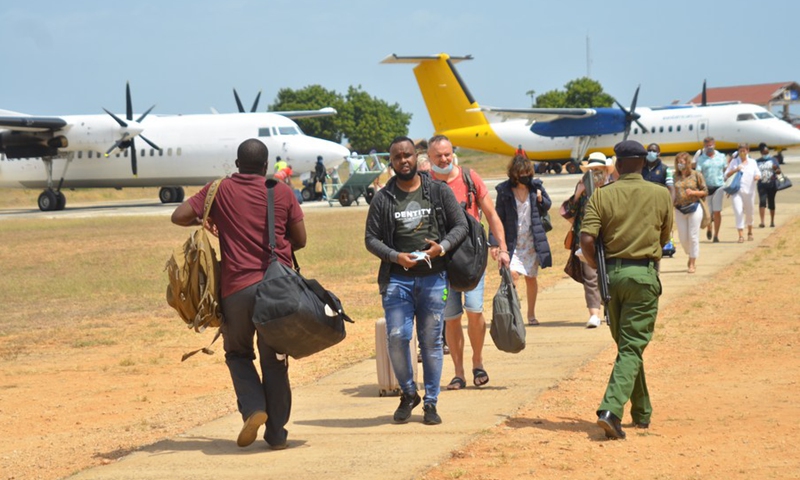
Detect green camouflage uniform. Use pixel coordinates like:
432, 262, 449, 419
581, 173, 673, 425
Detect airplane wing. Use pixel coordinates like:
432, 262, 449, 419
472, 106, 596, 123
272, 107, 337, 119
0, 115, 68, 132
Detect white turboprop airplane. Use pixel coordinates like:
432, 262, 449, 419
383, 53, 800, 173
0, 83, 350, 211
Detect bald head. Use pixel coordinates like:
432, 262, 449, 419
236, 139, 269, 174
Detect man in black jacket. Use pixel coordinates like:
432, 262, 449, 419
365, 136, 467, 426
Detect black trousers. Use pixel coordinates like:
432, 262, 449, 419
221, 283, 291, 447
757, 183, 777, 210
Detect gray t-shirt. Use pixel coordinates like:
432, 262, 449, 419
391, 184, 445, 275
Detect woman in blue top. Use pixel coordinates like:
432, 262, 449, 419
494, 155, 552, 325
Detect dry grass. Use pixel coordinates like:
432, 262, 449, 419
0, 153, 576, 479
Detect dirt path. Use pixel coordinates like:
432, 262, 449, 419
421, 217, 800, 480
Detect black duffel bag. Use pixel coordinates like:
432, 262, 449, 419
252, 180, 353, 359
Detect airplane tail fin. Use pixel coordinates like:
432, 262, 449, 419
381, 54, 488, 133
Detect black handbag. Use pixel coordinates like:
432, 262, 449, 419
490, 267, 526, 353
775, 172, 793, 191
251, 180, 353, 359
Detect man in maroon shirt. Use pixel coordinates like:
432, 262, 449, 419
171, 139, 306, 450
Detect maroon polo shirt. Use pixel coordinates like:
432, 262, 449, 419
188, 174, 304, 298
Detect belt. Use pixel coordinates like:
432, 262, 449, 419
605, 258, 651, 266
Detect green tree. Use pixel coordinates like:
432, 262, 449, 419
268, 85, 345, 143
534, 77, 614, 108
534, 90, 567, 108
339, 85, 412, 153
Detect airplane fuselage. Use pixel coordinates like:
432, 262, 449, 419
445, 103, 800, 161
0, 112, 349, 189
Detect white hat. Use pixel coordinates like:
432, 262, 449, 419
580, 152, 610, 171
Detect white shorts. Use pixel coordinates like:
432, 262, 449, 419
708, 186, 725, 212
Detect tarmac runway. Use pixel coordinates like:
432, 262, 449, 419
0, 172, 587, 221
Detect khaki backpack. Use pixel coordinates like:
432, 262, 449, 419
165, 179, 223, 360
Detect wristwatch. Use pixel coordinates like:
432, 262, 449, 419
439, 246, 447, 257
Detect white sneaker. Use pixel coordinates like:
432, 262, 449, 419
586, 315, 601, 329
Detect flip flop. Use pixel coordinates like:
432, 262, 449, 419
473, 368, 489, 387
446, 376, 466, 390
527, 317, 540, 326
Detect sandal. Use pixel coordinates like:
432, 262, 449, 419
738, 237, 744, 243
527, 317, 540, 326
472, 368, 489, 387
748, 234, 754, 241
446, 376, 466, 390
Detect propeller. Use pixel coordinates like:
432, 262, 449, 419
701, 79, 707, 107
615, 85, 648, 141
102, 82, 160, 176
233, 88, 262, 113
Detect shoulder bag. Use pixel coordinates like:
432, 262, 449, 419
490, 266, 526, 353
775, 172, 793, 191
251, 180, 353, 359
699, 198, 711, 229
723, 171, 742, 195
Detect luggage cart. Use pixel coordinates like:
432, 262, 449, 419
323, 155, 387, 207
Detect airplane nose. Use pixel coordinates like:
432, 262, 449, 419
317, 141, 350, 168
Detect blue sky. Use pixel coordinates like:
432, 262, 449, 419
2, 0, 798, 140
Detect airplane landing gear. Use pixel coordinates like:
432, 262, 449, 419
565, 161, 580, 174
159, 187, 185, 204
38, 189, 66, 211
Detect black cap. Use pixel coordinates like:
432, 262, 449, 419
614, 140, 647, 159
758, 142, 768, 151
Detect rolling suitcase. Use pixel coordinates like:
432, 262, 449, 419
375, 317, 418, 397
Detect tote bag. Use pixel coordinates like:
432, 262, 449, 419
490, 267, 526, 353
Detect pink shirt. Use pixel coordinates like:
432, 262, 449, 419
443, 167, 489, 220
188, 174, 304, 298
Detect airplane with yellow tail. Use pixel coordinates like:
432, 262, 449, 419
383, 53, 800, 173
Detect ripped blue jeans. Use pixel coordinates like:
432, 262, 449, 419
382, 271, 447, 406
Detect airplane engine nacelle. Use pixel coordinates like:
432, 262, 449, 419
0, 131, 59, 158
48, 136, 69, 148
531, 108, 627, 138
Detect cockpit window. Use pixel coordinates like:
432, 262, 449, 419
258, 127, 271, 137
736, 113, 756, 121
278, 126, 300, 135
755, 112, 775, 119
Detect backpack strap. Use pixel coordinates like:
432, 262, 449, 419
461, 167, 476, 210
203, 179, 223, 223
429, 179, 448, 241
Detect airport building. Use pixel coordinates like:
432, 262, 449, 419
688, 82, 800, 125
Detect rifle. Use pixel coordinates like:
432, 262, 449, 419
583, 170, 611, 325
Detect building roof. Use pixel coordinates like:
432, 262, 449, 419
687, 82, 800, 105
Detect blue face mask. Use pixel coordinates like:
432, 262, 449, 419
646, 151, 658, 162
431, 162, 454, 175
